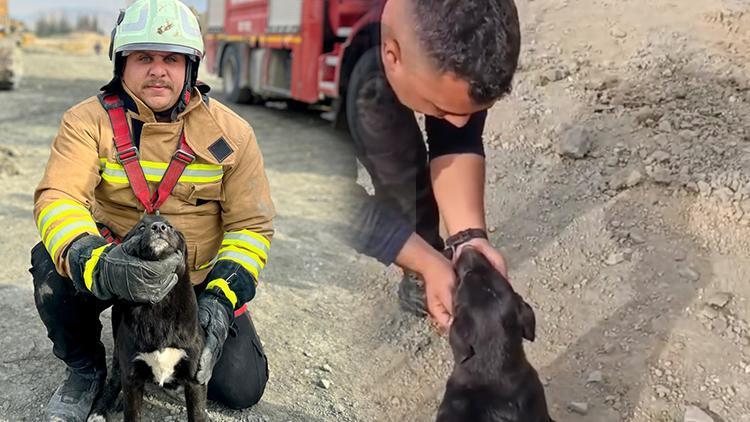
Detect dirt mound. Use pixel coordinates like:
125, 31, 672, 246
0, 146, 19, 177
0, 38, 22, 89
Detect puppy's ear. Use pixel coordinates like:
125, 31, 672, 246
450, 315, 476, 363
177, 231, 188, 256
517, 298, 536, 342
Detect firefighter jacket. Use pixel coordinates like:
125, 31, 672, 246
33, 82, 275, 308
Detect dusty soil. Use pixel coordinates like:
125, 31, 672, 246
1, 0, 749, 420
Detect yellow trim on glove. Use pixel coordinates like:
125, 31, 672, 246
206, 278, 238, 308
83, 244, 111, 291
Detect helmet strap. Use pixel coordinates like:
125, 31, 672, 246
170, 58, 197, 121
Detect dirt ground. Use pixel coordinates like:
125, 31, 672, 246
1, 0, 749, 421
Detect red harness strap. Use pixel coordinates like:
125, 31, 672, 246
97, 225, 121, 245
98, 92, 195, 214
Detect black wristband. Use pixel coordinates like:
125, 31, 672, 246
444, 228, 489, 259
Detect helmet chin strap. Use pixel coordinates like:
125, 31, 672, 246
167, 58, 197, 121
150, 57, 196, 122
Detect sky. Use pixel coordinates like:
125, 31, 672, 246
8, 0, 208, 29
8, 0, 207, 15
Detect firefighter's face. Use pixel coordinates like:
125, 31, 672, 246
122, 51, 186, 112
381, 0, 494, 128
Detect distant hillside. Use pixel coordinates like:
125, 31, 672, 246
9, 0, 207, 33
15, 7, 119, 35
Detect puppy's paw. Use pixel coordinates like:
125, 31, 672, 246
87, 413, 107, 422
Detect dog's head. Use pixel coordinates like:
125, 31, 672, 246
122, 214, 187, 266
449, 246, 536, 363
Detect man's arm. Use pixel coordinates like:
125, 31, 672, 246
425, 110, 507, 275
430, 152, 507, 274
204, 125, 276, 311
426, 111, 508, 275
430, 153, 486, 234
195, 124, 275, 384
34, 109, 103, 278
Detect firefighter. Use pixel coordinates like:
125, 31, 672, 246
347, 0, 521, 329
29, 0, 274, 419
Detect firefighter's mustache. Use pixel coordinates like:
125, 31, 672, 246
143, 81, 174, 90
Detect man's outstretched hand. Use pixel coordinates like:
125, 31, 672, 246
429, 237, 508, 332
421, 255, 457, 331
395, 233, 509, 332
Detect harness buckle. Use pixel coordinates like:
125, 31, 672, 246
174, 148, 195, 164
116, 145, 139, 164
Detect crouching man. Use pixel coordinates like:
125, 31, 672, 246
30, 1, 275, 419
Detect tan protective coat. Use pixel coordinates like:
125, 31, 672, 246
33, 83, 275, 285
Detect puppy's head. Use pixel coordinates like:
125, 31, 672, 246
122, 214, 187, 263
450, 246, 536, 363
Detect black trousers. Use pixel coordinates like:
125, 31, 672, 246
29, 241, 269, 410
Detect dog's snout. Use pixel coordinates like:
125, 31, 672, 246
456, 246, 485, 279
151, 222, 171, 233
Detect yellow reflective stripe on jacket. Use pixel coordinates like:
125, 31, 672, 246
36, 200, 91, 240
45, 218, 99, 260
83, 244, 111, 291
37, 200, 98, 259
99, 159, 223, 184
196, 230, 271, 272
206, 278, 238, 307
221, 230, 270, 261
36, 199, 85, 228
215, 245, 262, 279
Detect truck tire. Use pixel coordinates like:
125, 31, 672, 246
221, 45, 253, 103
345, 47, 383, 146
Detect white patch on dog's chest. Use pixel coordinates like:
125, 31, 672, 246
134, 348, 187, 386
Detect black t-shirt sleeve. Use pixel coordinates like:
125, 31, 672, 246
425, 110, 487, 160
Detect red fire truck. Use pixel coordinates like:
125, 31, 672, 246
203, 0, 385, 136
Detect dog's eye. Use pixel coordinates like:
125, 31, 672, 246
138, 225, 145, 231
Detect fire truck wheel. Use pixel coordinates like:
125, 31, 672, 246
345, 47, 382, 147
221, 45, 253, 104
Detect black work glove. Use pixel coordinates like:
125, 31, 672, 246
195, 291, 233, 384
67, 234, 182, 304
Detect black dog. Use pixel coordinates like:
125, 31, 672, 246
88, 214, 207, 422
436, 246, 554, 422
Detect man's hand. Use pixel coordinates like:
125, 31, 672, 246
395, 233, 458, 331
195, 292, 233, 385
455, 237, 508, 278
421, 255, 458, 331
67, 234, 182, 303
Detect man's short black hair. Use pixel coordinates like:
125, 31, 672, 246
412, 0, 521, 104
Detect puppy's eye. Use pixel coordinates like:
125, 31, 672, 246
138, 225, 146, 231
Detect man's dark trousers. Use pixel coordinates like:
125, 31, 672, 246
30, 241, 269, 409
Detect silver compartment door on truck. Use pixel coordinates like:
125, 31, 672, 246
267, 0, 303, 33
206, 0, 226, 32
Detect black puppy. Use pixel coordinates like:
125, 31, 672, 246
436, 246, 554, 422
88, 214, 207, 422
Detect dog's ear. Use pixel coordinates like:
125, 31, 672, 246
177, 230, 188, 256
517, 298, 536, 342
450, 315, 476, 363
